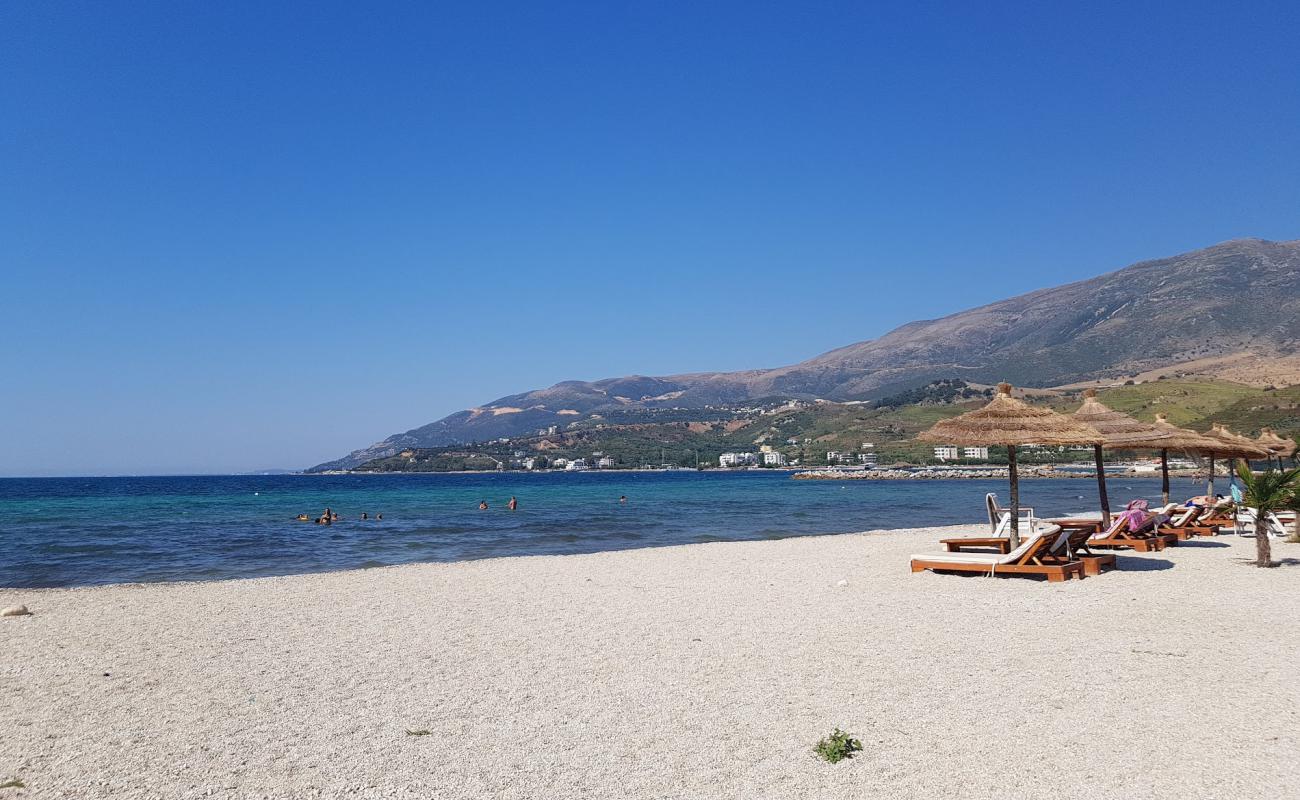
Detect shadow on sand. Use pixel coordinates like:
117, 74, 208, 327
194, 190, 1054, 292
1113, 556, 1175, 571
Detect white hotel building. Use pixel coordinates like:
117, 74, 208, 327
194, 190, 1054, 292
719, 452, 758, 467
933, 445, 990, 461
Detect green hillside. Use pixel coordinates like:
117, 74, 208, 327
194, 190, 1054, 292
352, 379, 1299, 472
1048, 379, 1267, 427
1203, 385, 1300, 435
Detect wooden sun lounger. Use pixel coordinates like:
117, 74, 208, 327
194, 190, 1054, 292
1051, 526, 1116, 576
1197, 500, 1237, 529
1157, 506, 1220, 539
912, 528, 1086, 582
1086, 516, 1175, 552
941, 516, 1086, 554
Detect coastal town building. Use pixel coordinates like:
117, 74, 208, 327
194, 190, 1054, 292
596, 456, 615, 469
719, 452, 758, 467
762, 451, 787, 466
564, 458, 589, 471
934, 445, 991, 461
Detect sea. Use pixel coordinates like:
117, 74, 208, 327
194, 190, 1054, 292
0, 471, 1208, 589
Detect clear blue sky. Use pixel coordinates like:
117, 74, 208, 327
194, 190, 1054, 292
2, 1, 1298, 476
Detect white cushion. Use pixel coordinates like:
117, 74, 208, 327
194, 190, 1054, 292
912, 552, 1003, 565
915, 526, 1059, 566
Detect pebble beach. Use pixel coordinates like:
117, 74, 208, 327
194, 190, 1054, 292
2, 527, 1297, 799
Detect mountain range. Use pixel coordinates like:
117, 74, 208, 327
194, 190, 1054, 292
311, 238, 1300, 471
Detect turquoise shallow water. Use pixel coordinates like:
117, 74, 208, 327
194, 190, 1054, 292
0, 472, 1204, 588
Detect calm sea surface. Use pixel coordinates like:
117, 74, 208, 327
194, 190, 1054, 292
0, 472, 1205, 588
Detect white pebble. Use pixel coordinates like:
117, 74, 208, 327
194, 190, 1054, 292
835, 579, 849, 587
2, 605, 31, 617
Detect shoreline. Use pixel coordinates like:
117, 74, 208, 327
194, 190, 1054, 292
3, 528, 1297, 798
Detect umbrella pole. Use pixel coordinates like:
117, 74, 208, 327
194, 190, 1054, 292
1093, 444, 1111, 526
1160, 449, 1170, 505
1007, 445, 1021, 549
1207, 455, 1215, 496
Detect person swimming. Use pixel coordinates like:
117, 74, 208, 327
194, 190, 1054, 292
361, 512, 368, 520
479, 500, 488, 510
508, 497, 518, 511
376, 513, 382, 520
619, 495, 627, 504
296, 514, 309, 521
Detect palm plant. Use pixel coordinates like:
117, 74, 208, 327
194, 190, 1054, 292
1235, 463, 1300, 567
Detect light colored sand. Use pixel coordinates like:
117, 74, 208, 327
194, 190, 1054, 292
3, 528, 1298, 799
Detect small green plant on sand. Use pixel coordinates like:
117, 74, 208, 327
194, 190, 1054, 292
1237, 463, 1300, 566
405, 729, 432, 736
0, 778, 25, 789
814, 729, 863, 763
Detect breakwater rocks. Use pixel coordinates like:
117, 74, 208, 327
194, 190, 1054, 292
793, 467, 1091, 480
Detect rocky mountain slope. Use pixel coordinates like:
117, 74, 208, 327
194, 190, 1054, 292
311, 238, 1300, 470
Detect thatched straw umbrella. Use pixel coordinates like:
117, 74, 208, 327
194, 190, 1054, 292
1200, 424, 1270, 495
1256, 427, 1297, 466
1071, 389, 1173, 525
1147, 414, 1226, 504
918, 383, 1102, 547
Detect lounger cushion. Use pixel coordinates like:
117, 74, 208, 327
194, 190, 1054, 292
910, 552, 1003, 565
914, 525, 1060, 566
